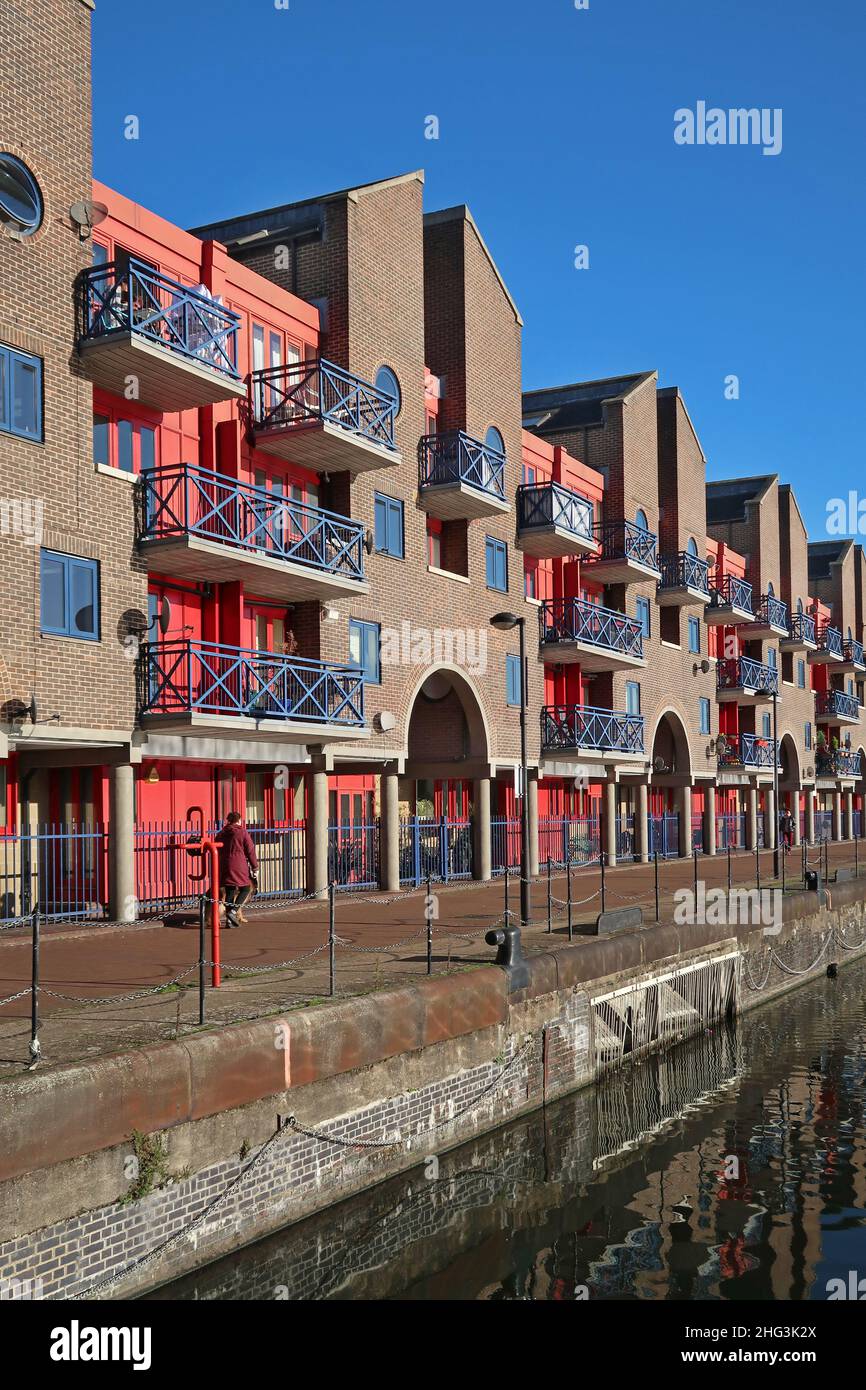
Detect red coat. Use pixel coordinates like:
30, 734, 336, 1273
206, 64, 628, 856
215, 823, 258, 887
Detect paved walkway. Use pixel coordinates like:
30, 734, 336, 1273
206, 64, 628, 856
0, 839, 856, 1080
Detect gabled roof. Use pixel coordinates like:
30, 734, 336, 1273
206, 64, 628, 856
808, 538, 852, 581
522, 372, 656, 432
423, 205, 522, 325
705, 475, 777, 525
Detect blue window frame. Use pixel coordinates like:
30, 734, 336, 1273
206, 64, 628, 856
699, 697, 711, 735
805, 721, 812, 751
506, 653, 522, 707
767, 646, 777, 669
485, 537, 508, 592
688, 615, 701, 653
625, 681, 641, 716
349, 619, 380, 685
373, 492, 404, 558
0, 343, 42, 442
797, 658, 806, 688
40, 550, 99, 641
762, 712, 771, 738
636, 596, 651, 638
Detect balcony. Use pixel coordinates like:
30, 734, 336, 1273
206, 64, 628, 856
77, 259, 245, 412
541, 704, 645, 758
815, 689, 860, 725
248, 359, 400, 476
742, 593, 789, 640
705, 575, 754, 626
717, 732, 779, 772
583, 519, 659, 584
656, 551, 711, 607
417, 431, 509, 520
816, 748, 862, 780
809, 624, 843, 664
138, 640, 368, 743
716, 655, 779, 703
539, 597, 645, 673
138, 463, 368, 602
515, 481, 596, 558
839, 638, 866, 674
780, 611, 817, 652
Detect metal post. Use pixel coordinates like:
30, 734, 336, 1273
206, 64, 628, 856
856, 827, 859, 879
328, 879, 336, 998
824, 836, 829, 881
654, 849, 660, 922
546, 856, 552, 934
198, 894, 206, 1026
518, 618, 531, 927
426, 871, 433, 975
29, 909, 40, 1064
600, 852, 606, 915
756, 839, 760, 890
781, 838, 786, 893
727, 842, 732, 893
772, 692, 780, 880
567, 853, 573, 942
693, 845, 698, 897
504, 863, 509, 921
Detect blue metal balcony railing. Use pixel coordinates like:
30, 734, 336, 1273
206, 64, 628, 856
516, 481, 594, 543
138, 641, 365, 727
718, 732, 779, 770
541, 704, 645, 755
249, 358, 397, 449
755, 593, 789, 630
418, 431, 506, 501
843, 638, 865, 667
139, 463, 366, 581
657, 551, 710, 594
589, 519, 659, 572
717, 655, 779, 695
709, 574, 753, 616
787, 611, 817, 646
540, 597, 644, 659
79, 259, 240, 377
816, 749, 862, 778
817, 624, 843, 658
815, 689, 860, 721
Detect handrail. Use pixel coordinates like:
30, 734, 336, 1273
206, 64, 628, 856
755, 593, 789, 630
843, 637, 865, 666
817, 624, 843, 658
78, 258, 240, 377
716, 655, 779, 694
540, 704, 645, 754
419, 430, 506, 500
816, 748, 862, 778
249, 357, 397, 449
539, 596, 644, 658
709, 574, 753, 615
138, 640, 365, 726
815, 689, 860, 720
658, 551, 710, 593
516, 481, 593, 542
588, 518, 659, 572
139, 462, 366, 580
788, 611, 817, 645
718, 732, 779, 769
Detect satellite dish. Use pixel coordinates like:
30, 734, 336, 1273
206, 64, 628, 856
158, 596, 172, 636
363, 529, 375, 555
28, 694, 37, 725
69, 199, 108, 239
375, 710, 397, 732
653, 755, 668, 773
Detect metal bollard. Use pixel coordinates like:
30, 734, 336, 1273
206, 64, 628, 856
546, 857, 552, 934
328, 880, 336, 998
600, 852, 606, 915
29, 908, 41, 1065
426, 870, 433, 975
654, 849, 660, 922
198, 894, 206, 1026
567, 853, 573, 942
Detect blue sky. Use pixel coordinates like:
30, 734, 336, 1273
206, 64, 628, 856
92, 0, 865, 540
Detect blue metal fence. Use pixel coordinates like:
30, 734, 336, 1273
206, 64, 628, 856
249, 357, 397, 448
134, 821, 307, 912
615, 814, 636, 862
399, 818, 473, 885
815, 810, 834, 842
716, 813, 746, 851
491, 817, 520, 875
539, 597, 643, 659
0, 824, 108, 922
649, 814, 679, 859
516, 481, 594, 544
419, 430, 506, 501
590, 518, 659, 573
328, 822, 379, 891
538, 816, 601, 867
657, 551, 710, 595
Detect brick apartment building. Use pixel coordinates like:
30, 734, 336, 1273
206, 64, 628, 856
0, 0, 864, 923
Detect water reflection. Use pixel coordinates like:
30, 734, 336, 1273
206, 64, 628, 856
151, 959, 866, 1301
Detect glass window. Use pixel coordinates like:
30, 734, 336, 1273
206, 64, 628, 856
40, 550, 99, 641
117, 419, 134, 473
428, 526, 441, 569
797, 659, 806, 688
485, 425, 505, 456
635, 508, 649, 532
139, 425, 155, 474
485, 537, 508, 592
373, 493, 404, 558
506, 652, 522, 707
688, 616, 701, 653
699, 697, 711, 735
625, 681, 641, 715
687, 537, 698, 556
374, 365, 401, 415
767, 647, 777, 669
0, 154, 43, 235
349, 619, 380, 684
93, 414, 110, 468
805, 721, 812, 751
0, 344, 42, 441
636, 597, 650, 637
762, 712, 771, 738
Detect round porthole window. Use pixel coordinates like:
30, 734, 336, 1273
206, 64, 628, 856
0, 154, 43, 236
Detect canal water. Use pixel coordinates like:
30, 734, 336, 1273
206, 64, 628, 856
151, 959, 866, 1301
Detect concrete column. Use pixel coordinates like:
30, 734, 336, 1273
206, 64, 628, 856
379, 766, 400, 892
747, 785, 759, 850
636, 781, 650, 863
792, 792, 801, 847
527, 772, 539, 879
604, 779, 617, 868
845, 789, 854, 840
678, 784, 692, 857
833, 789, 844, 842
473, 776, 492, 881
805, 790, 816, 844
764, 786, 776, 853
703, 785, 717, 857
109, 763, 136, 922
307, 767, 329, 899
